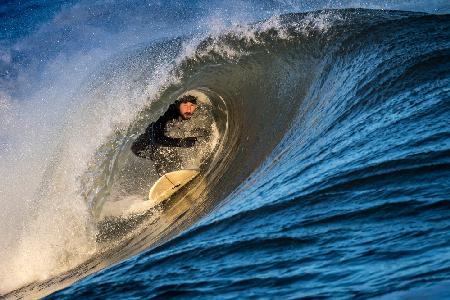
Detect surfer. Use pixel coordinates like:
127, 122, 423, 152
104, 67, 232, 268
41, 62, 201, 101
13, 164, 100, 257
131, 95, 203, 175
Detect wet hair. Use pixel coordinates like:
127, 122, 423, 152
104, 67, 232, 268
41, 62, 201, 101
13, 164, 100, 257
177, 95, 198, 105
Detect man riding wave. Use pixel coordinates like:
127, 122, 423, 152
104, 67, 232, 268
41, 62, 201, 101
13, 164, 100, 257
131, 95, 208, 175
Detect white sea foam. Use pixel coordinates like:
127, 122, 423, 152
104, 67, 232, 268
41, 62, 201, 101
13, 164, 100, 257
1, 0, 445, 295
175, 10, 341, 68
0, 5, 340, 292
0, 2, 177, 293
0, 7, 334, 292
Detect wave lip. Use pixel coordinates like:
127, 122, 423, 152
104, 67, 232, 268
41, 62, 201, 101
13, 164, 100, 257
2, 6, 450, 299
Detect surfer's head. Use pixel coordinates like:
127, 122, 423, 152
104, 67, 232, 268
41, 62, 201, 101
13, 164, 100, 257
177, 95, 198, 120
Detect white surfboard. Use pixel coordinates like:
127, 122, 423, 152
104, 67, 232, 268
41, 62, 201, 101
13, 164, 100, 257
148, 169, 200, 206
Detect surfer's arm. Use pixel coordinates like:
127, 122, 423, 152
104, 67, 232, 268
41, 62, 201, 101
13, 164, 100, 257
152, 127, 196, 147
149, 105, 196, 148
154, 135, 197, 147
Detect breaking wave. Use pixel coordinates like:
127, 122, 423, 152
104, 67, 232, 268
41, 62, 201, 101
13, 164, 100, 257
1, 4, 449, 299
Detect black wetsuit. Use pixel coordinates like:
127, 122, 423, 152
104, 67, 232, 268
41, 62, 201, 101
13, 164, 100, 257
131, 103, 197, 175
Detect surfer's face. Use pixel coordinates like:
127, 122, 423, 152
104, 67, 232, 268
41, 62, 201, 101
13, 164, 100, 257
179, 101, 197, 120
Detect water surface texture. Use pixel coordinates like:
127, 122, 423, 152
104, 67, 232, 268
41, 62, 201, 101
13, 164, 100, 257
1, 1, 449, 299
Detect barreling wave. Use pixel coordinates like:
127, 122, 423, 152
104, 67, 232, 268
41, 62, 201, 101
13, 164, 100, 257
4, 8, 450, 299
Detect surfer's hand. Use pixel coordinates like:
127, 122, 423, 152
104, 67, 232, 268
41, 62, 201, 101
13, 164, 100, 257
180, 137, 197, 147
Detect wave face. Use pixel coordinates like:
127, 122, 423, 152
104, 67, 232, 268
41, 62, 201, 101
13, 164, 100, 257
1, 1, 450, 299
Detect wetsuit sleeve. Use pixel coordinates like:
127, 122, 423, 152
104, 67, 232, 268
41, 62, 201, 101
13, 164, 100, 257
149, 104, 194, 147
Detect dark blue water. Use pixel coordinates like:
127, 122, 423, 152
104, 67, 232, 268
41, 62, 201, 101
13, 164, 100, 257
1, 1, 449, 299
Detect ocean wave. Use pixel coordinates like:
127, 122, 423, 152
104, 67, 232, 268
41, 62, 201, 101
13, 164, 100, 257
2, 7, 449, 299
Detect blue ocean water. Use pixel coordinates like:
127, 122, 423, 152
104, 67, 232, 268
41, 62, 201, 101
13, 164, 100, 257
1, 1, 449, 299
